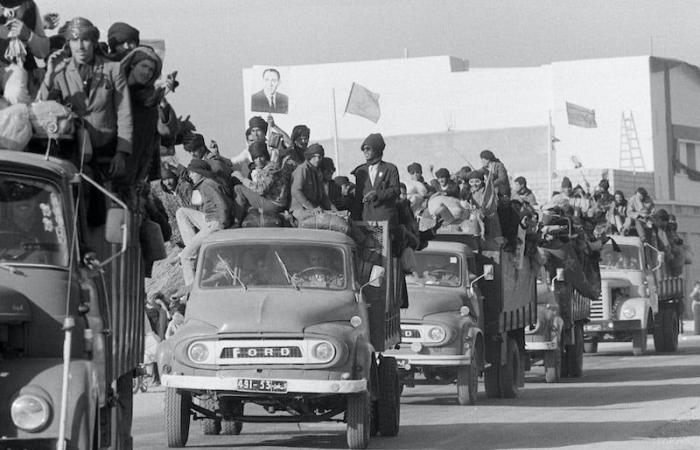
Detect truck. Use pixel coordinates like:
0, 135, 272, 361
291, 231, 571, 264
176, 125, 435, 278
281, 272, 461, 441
525, 216, 599, 382
156, 221, 403, 449
584, 235, 685, 355
385, 240, 486, 405
0, 150, 149, 449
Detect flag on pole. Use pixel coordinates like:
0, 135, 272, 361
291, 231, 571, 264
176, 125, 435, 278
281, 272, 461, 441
344, 82, 380, 123
566, 102, 597, 128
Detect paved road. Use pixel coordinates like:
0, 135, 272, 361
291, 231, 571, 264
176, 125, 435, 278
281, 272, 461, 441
134, 325, 700, 449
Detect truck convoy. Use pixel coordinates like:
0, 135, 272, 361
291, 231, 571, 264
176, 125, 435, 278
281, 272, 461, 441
0, 150, 150, 449
157, 221, 403, 449
584, 234, 685, 355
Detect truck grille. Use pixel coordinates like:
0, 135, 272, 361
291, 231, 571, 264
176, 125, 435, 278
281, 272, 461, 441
590, 296, 604, 319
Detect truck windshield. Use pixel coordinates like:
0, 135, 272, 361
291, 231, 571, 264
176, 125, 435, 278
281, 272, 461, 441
0, 175, 69, 267
406, 252, 461, 287
199, 243, 347, 290
600, 242, 641, 270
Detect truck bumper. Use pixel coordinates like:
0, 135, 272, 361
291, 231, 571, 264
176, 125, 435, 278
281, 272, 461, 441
584, 319, 642, 334
161, 374, 366, 394
524, 340, 558, 351
388, 353, 470, 367
0, 438, 63, 450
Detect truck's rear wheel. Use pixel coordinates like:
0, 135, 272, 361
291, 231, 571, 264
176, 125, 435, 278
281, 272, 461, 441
500, 338, 520, 398
544, 349, 561, 383
377, 356, 400, 436
221, 420, 242, 435
584, 340, 598, 354
164, 388, 191, 448
456, 363, 478, 405
567, 323, 584, 377
200, 397, 221, 435
654, 307, 679, 353
346, 392, 370, 449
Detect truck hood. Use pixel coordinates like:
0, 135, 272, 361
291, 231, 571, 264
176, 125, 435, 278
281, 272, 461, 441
402, 286, 466, 321
186, 289, 358, 333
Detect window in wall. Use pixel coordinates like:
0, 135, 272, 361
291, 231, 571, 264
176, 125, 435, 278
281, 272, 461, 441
687, 142, 697, 171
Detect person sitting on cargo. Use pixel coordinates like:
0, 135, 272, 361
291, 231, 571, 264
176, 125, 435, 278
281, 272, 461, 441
279, 124, 310, 167
430, 167, 460, 198
609, 190, 627, 234
320, 157, 351, 211
175, 159, 233, 286
512, 176, 537, 206
289, 143, 334, 220
233, 141, 291, 224
571, 184, 594, 217
405, 162, 430, 212
622, 187, 655, 242
182, 133, 235, 187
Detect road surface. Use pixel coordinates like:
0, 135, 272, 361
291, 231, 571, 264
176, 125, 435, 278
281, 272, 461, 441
133, 326, 700, 449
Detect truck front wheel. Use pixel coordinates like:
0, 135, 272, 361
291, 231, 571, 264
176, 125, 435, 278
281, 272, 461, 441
456, 363, 478, 405
346, 391, 370, 449
164, 388, 191, 448
567, 323, 584, 376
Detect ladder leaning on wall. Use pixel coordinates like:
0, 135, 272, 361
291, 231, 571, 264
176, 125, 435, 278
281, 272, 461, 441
619, 111, 646, 173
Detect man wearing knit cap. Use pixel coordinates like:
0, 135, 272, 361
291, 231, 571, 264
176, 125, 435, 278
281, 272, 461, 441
39, 17, 133, 186
182, 133, 234, 183
431, 167, 460, 198
233, 141, 291, 223
175, 159, 233, 285
107, 21, 140, 61
290, 143, 332, 219
352, 133, 401, 225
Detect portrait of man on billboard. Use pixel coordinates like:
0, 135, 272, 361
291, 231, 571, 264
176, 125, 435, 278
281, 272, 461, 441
251, 67, 289, 114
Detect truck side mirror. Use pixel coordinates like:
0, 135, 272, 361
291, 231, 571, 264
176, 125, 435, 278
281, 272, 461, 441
105, 208, 125, 245
368, 265, 385, 288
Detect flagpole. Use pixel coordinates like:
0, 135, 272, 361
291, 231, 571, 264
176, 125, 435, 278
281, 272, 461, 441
332, 87, 341, 174
548, 109, 553, 196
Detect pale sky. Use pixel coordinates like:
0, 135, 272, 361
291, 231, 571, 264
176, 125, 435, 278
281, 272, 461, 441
40, 0, 700, 157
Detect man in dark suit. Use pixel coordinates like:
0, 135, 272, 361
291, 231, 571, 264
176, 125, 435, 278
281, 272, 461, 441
351, 133, 401, 227
251, 68, 289, 114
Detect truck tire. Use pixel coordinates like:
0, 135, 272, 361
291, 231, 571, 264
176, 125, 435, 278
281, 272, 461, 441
654, 307, 679, 353
346, 392, 370, 449
164, 388, 191, 448
457, 364, 478, 405
544, 349, 561, 383
377, 356, 400, 436
500, 338, 520, 399
200, 397, 221, 435
583, 340, 598, 354
632, 316, 649, 356
567, 324, 584, 377
221, 420, 242, 435
484, 363, 500, 398
116, 373, 134, 450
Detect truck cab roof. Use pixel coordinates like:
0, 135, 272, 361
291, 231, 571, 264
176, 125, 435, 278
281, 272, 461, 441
202, 227, 357, 247
421, 240, 474, 257
0, 150, 78, 180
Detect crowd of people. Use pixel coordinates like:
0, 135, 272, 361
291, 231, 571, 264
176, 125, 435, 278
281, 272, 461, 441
0, 3, 689, 340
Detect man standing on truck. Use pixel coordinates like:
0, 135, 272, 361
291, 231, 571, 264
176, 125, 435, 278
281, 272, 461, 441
352, 133, 400, 226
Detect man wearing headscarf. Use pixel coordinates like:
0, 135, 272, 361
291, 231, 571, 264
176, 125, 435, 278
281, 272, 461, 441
182, 133, 234, 184
175, 159, 232, 285
289, 144, 332, 219
150, 164, 192, 247
280, 124, 310, 166
107, 21, 139, 61
479, 150, 511, 199
121, 45, 178, 187
39, 17, 133, 185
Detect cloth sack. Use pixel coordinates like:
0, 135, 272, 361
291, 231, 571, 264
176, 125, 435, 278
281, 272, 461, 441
0, 103, 31, 150
427, 194, 465, 224
29, 101, 75, 138
2, 62, 30, 105
296, 210, 349, 234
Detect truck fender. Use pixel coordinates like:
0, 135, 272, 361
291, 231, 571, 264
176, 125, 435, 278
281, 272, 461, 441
617, 297, 651, 325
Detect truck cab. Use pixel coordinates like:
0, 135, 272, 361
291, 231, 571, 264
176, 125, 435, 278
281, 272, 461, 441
157, 224, 402, 449
385, 241, 485, 405
584, 235, 683, 355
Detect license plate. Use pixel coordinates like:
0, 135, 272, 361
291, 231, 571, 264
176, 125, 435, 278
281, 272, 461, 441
236, 378, 287, 393
585, 324, 602, 331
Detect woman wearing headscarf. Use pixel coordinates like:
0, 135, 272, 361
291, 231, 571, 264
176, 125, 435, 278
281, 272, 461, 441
38, 17, 133, 184
121, 45, 178, 188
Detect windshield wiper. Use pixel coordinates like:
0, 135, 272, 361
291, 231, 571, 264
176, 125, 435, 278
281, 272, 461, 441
274, 251, 299, 290
217, 254, 247, 290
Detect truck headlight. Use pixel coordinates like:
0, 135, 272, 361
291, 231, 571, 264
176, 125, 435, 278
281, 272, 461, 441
428, 326, 446, 343
11, 394, 51, 432
621, 306, 636, 319
188, 342, 211, 363
312, 342, 336, 363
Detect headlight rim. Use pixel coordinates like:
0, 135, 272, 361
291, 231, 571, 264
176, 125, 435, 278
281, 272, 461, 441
427, 325, 447, 343
11, 393, 51, 433
187, 341, 212, 364
311, 341, 336, 363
